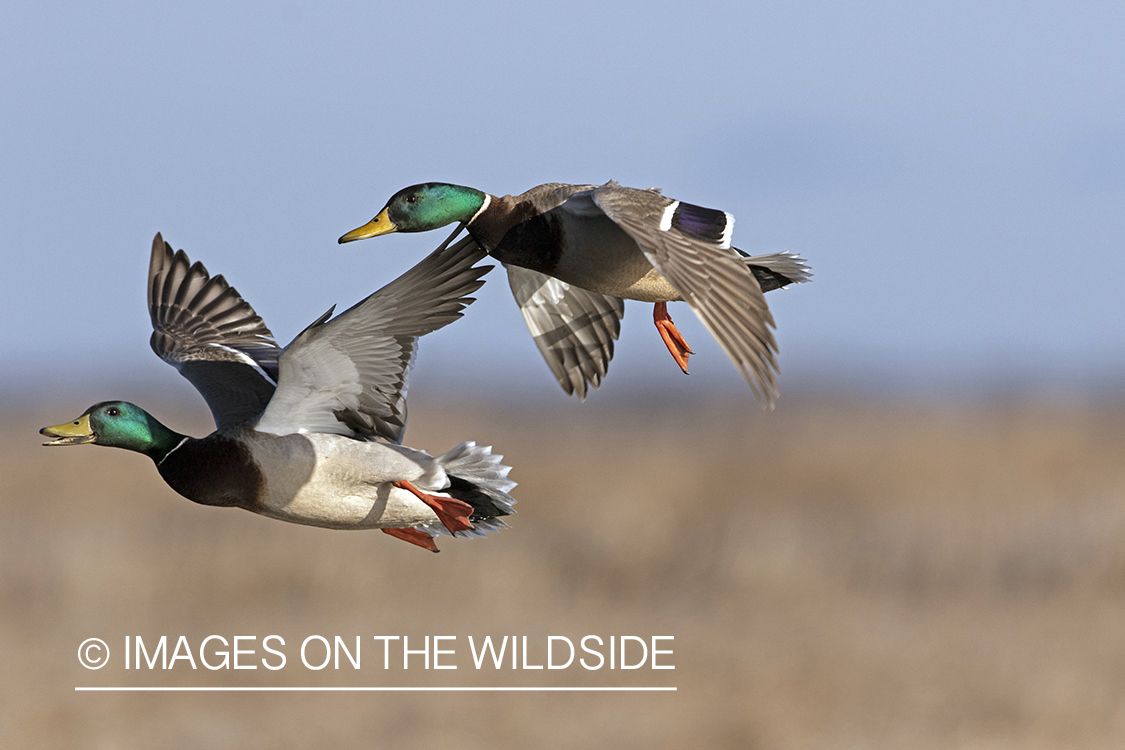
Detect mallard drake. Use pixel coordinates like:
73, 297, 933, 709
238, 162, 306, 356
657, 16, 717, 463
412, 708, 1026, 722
340, 181, 811, 404
40, 233, 514, 552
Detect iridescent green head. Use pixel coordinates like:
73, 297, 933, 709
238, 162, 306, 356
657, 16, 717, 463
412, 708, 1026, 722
40, 401, 184, 460
338, 183, 487, 243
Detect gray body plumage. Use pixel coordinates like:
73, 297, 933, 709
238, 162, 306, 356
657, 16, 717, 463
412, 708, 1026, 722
242, 433, 513, 535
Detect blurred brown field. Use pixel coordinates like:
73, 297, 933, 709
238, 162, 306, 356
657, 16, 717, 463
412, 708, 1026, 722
4, 392, 1125, 748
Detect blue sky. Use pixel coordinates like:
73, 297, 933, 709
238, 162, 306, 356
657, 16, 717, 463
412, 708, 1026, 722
3, 1, 1124, 402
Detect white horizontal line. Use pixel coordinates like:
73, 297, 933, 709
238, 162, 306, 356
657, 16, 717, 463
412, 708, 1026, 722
76, 686, 676, 692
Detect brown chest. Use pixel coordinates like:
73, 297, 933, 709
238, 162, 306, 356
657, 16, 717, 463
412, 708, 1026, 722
156, 435, 264, 509
470, 199, 565, 274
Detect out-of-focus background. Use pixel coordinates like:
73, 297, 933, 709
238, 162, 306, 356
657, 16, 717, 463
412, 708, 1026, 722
4, 1, 1125, 748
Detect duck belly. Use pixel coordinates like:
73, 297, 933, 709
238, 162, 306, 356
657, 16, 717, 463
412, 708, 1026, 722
249, 433, 447, 530
547, 204, 681, 302
613, 268, 681, 303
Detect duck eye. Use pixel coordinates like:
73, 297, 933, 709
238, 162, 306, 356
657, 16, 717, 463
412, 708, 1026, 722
405, 195, 418, 204
106, 407, 120, 417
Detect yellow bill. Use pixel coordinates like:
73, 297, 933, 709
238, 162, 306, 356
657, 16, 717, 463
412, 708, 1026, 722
40, 413, 96, 446
339, 207, 397, 243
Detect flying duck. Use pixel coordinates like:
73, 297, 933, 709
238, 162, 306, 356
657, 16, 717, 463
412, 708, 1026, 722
40, 233, 514, 552
339, 181, 810, 404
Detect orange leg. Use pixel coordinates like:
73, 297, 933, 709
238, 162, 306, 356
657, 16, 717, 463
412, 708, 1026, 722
382, 527, 439, 552
653, 302, 693, 374
393, 480, 474, 534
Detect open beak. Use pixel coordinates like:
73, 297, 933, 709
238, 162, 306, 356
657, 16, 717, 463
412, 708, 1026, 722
339, 207, 397, 244
41, 414, 96, 446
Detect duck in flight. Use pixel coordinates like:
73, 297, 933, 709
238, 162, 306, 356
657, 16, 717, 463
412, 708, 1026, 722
340, 181, 810, 404
40, 233, 514, 552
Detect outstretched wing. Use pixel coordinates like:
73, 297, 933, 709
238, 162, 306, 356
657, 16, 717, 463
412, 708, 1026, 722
254, 234, 490, 443
590, 183, 780, 405
148, 233, 281, 429
506, 265, 624, 401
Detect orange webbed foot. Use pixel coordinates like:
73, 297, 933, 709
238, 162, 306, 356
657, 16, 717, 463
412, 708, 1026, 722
393, 480, 474, 534
653, 302, 693, 374
382, 527, 440, 552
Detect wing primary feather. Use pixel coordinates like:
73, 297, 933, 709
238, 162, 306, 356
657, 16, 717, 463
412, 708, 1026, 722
254, 234, 491, 441
589, 186, 783, 406
147, 233, 282, 428
507, 265, 624, 401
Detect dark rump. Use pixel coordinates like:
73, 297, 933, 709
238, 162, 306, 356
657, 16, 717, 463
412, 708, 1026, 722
749, 264, 797, 293
445, 475, 513, 522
